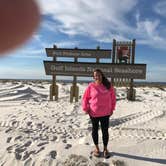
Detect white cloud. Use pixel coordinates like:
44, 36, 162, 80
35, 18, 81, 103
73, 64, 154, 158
135, 13, 166, 49
53, 41, 80, 48
41, 20, 61, 33
37, 0, 137, 37
21, 48, 43, 54
36, 0, 166, 50
154, 0, 166, 17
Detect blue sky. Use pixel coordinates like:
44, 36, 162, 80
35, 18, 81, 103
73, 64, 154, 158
0, 0, 166, 82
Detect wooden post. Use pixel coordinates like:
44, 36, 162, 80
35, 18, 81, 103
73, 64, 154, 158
128, 39, 136, 101
70, 56, 79, 103
96, 46, 100, 63
50, 75, 58, 101
132, 39, 136, 64
50, 46, 59, 101
112, 39, 116, 63
112, 39, 116, 86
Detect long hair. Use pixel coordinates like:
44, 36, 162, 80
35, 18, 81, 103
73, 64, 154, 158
93, 69, 111, 89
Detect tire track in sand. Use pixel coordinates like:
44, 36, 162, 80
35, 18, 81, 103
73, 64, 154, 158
109, 104, 166, 141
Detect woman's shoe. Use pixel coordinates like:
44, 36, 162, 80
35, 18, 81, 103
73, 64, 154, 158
93, 150, 100, 157
103, 150, 110, 159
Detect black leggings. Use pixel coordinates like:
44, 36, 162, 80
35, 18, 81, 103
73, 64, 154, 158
90, 115, 110, 147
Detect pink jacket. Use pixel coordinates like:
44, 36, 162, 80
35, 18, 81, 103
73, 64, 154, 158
82, 82, 116, 117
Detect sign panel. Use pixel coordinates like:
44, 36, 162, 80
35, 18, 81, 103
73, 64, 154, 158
44, 61, 146, 79
45, 48, 111, 58
116, 41, 133, 46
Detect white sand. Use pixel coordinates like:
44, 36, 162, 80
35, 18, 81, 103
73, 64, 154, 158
0, 80, 166, 166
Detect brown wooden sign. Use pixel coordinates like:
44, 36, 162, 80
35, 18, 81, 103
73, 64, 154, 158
44, 61, 146, 79
45, 48, 111, 58
115, 41, 133, 46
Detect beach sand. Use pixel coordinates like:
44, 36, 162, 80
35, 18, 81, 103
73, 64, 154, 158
0, 80, 165, 166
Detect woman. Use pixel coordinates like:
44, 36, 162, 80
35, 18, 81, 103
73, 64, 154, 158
82, 69, 116, 158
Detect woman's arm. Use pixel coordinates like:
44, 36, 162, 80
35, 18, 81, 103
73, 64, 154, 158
82, 85, 91, 113
110, 86, 116, 111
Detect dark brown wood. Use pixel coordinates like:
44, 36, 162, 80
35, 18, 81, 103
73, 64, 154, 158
44, 61, 146, 79
132, 39, 136, 64
130, 39, 136, 100
45, 48, 112, 58
112, 39, 116, 63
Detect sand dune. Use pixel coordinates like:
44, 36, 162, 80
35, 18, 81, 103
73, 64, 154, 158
0, 80, 166, 166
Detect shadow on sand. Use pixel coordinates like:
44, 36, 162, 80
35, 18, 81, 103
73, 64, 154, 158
111, 152, 166, 165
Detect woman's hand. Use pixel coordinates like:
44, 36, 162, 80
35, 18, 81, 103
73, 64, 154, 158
110, 112, 113, 116
84, 110, 90, 114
